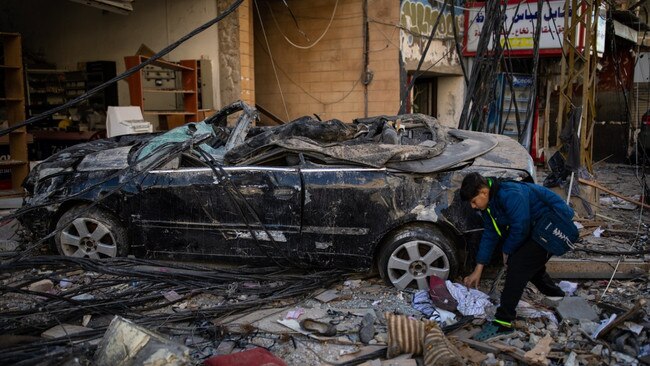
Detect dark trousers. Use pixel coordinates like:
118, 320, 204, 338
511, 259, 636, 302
495, 239, 563, 323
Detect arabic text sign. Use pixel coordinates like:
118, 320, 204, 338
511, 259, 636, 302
465, 1, 569, 54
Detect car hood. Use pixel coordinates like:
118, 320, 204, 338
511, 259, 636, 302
23, 133, 156, 194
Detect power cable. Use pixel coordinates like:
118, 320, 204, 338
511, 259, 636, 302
268, 0, 339, 49
0, 0, 244, 138
254, 0, 291, 122
253, 35, 363, 106
449, 0, 469, 86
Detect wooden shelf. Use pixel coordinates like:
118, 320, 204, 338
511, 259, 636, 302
125, 56, 199, 128
0, 159, 27, 167
143, 89, 195, 94
0, 189, 25, 198
26, 68, 67, 74
0, 32, 28, 194
143, 111, 197, 115
133, 55, 194, 72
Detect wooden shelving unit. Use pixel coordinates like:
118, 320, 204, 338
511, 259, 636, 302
0, 33, 28, 196
124, 55, 198, 128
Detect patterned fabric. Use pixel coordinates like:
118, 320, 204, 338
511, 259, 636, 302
445, 280, 493, 317
412, 290, 442, 324
423, 325, 464, 366
428, 275, 458, 312
385, 312, 436, 358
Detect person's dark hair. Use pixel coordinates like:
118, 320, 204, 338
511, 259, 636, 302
460, 172, 489, 201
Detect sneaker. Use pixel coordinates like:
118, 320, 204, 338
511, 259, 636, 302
472, 321, 514, 342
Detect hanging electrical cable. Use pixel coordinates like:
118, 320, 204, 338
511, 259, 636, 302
449, 0, 469, 86
268, 0, 339, 49
254, 0, 291, 122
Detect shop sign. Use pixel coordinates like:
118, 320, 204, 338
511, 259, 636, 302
464, 0, 604, 57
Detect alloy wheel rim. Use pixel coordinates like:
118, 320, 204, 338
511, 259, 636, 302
387, 240, 450, 290
59, 218, 118, 259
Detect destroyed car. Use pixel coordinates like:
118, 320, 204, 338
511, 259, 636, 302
18, 101, 536, 290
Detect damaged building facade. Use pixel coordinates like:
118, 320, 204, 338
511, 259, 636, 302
461, 0, 650, 164
2, 0, 648, 164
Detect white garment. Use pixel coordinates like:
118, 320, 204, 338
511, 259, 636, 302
516, 300, 558, 324
445, 281, 493, 317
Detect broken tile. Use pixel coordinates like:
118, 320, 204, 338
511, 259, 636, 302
556, 296, 599, 321
315, 289, 340, 303
163, 290, 182, 302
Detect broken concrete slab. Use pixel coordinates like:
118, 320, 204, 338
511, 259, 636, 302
315, 289, 340, 303
556, 297, 599, 322
28, 279, 54, 293
42, 324, 93, 339
94, 316, 191, 366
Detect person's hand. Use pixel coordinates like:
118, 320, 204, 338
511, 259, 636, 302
502, 253, 509, 267
463, 269, 482, 288
463, 264, 484, 288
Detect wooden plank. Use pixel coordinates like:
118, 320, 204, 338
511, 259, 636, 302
0, 160, 27, 167
596, 299, 647, 339
0, 189, 25, 197
130, 55, 193, 71
546, 257, 649, 279
578, 178, 650, 210
143, 89, 195, 94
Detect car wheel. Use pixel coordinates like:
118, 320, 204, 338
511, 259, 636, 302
54, 206, 128, 259
378, 225, 458, 290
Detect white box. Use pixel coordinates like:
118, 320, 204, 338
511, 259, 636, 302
106, 106, 153, 137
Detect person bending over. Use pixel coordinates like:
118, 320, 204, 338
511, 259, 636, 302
460, 172, 572, 340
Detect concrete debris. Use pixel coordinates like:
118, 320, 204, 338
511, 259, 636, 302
556, 296, 599, 322
42, 324, 93, 339
359, 312, 376, 344
27, 279, 53, 293
94, 316, 191, 366
315, 289, 340, 303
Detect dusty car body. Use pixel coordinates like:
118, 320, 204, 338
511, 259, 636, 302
18, 101, 535, 289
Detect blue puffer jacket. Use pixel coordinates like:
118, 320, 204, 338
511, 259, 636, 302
475, 180, 574, 265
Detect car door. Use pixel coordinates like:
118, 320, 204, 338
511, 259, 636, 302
299, 166, 396, 269
131, 159, 302, 261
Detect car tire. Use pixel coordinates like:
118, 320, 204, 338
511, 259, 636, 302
378, 225, 458, 290
54, 205, 128, 259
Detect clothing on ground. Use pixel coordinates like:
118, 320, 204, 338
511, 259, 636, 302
445, 281, 492, 317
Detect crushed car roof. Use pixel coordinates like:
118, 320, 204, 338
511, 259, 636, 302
26, 101, 503, 189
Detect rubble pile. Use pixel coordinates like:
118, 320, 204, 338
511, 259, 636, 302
0, 164, 648, 365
